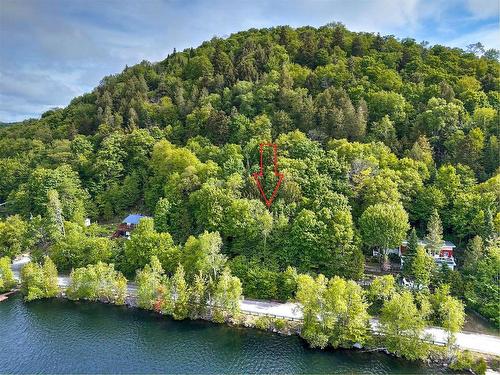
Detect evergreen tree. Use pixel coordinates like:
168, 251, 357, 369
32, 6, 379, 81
483, 208, 495, 240
408, 135, 434, 168
426, 209, 443, 256
351, 35, 364, 56
127, 107, 138, 130
462, 236, 483, 274
331, 24, 345, 49
154, 198, 172, 233
403, 228, 419, 277
188, 271, 207, 319
47, 189, 65, 238
0, 23, 498, 333
171, 264, 189, 320
411, 246, 436, 288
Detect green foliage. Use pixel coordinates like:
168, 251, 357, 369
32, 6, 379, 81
124, 218, 180, 276
212, 267, 242, 323
360, 203, 409, 252
367, 275, 396, 307
49, 222, 114, 271
135, 256, 164, 310
402, 228, 418, 277
229, 256, 277, 299
154, 198, 172, 233
0, 24, 498, 327
188, 271, 208, 319
66, 262, 127, 305
462, 237, 500, 327
410, 246, 436, 288
135, 256, 241, 323
462, 235, 483, 274
429, 284, 465, 345
230, 257, 298, 301
170, 264, 189, 320
425, 209, 443, 256
20, 257, 59, 301
278, 266, 298, 301
181, 231, 226, 281
449, 350, 487, 375
296, 273, 370, 349
273, 318, 287, 331
379, 291, 431, 360
0, 215, 29, 258
0, 256, 16, 292
8, 165, 89, 222
254, 316, 273, 330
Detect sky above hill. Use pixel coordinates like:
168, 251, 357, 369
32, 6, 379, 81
0, 0, 498, 122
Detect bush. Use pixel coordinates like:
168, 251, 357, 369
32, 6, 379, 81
254, 316, 272, 330
273, 318, 287, 331
450, 350, 487, 375
20, 257, 59, 301
0, 256, 17, 293
276, 266, 298, 301
212, 309, 225, 324
66, 262, 127, 305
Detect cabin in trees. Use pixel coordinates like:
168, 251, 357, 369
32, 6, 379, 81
393, 239, 457, 270
112, 214, 148, 239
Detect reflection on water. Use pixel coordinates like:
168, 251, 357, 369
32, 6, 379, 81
0, 296, 444, 374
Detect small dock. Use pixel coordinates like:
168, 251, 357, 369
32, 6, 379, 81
0, 289, 19, 302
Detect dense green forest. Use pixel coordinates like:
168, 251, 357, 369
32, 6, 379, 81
0, 24, 498, 325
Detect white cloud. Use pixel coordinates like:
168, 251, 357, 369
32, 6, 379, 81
443, 24, 500, 50
465, 0, 499, 19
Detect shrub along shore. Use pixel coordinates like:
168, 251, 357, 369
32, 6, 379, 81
3, 255, 492, 375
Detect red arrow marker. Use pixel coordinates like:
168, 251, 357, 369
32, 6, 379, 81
252, 143, 284, 208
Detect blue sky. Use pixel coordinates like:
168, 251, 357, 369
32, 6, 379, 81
0, 0, 498, 122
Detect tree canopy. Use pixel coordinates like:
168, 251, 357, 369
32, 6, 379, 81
0, 23, 498, 324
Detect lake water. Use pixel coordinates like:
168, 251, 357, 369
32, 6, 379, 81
0, 296, 445, 374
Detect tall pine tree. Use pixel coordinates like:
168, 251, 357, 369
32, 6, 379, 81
426, 209, 443, 256
403, 227, 418, 277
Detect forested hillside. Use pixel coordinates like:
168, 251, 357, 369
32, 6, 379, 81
0, 24, 498, 324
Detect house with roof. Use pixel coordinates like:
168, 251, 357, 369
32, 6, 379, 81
389, 238, 457, 270
112, 214, 149, 239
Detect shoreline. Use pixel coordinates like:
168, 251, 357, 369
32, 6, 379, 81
11, 255, 500, 356
9, 256, 500, 373
6, 288, 500, 373
52, 292, 454, 371
3, 293, 460, 375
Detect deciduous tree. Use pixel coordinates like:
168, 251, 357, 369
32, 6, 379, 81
20, 257, 59, 301
360, 203, 409, 256
380, 291, 430, 360
0, 256, 16, 293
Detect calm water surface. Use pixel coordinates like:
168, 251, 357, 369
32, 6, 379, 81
0, 296, 445, 374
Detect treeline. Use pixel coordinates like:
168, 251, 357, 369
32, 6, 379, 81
13, 254, 467, 365
0, 24, 498, 325
297, 273, 465, 361
136, 256, 242, 322
17, 255, 242, 324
